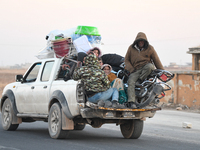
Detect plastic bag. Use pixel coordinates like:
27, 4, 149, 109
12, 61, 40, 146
35, 44, 54, 59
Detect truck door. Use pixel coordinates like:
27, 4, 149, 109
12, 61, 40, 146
33, 61, 55, 114
15, 62, 42, 113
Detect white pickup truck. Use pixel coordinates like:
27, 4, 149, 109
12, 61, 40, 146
0, 57, 160, 139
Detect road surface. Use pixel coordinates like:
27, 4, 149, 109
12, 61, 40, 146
0, 109, 200, 150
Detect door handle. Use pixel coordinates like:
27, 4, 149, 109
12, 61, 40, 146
43, 86, 47, 89
31, 86, 34, 89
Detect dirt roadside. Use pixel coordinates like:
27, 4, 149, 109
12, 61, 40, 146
0, 69, 26, 97
161, 102, 200, 113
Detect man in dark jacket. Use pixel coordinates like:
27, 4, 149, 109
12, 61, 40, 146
125, 32, 164, 108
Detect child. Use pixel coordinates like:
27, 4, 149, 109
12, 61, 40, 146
87, 47, 102, 57
101, 64, 127, 104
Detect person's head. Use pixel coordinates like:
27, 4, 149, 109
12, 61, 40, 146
78, 52, 87, 62
98, 57, 103, 66
101, 64, 112, 75
93, 49, 99, 57
87, 47, 102, 57
132, 32, 149, 49
138, 40, 145, 48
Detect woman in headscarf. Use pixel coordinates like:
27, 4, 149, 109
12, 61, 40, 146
101, 64, 127, 104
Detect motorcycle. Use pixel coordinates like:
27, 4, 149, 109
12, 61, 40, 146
115, 63, 174, 108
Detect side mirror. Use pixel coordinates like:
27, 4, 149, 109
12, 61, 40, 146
16, 75, 23, 82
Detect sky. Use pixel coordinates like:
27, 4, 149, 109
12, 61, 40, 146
0, 0, 200, 67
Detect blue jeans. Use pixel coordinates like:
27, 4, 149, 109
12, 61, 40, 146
88, 88, 119, 104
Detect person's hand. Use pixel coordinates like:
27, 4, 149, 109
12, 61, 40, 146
62, 64, 70, 70
64, 54, 68, 58
77, 61, 82, 67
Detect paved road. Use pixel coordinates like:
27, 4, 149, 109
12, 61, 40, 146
0, 109, 200, 150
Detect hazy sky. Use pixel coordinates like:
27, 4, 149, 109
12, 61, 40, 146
1, 0, 200, 67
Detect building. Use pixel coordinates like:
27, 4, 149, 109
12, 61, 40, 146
162, 46, 200, 110
187, 46, 200, 70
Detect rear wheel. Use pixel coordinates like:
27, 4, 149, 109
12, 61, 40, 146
120, 119, 143, 139
48, 103, 69, 139
1, 98, 19, 131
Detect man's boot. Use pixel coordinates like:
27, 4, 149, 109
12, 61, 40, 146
104, 101, 112, 108
112, 100, 126, 109
112, 100, 118, 108
97, 100, 105, 107
128, 102, 137, 109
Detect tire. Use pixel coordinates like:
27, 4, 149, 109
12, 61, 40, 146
48, 103, 69, 139
1, 98, 19, 131
120, 119, 143, 139
137, 90, 156, 109
74, 124, 86, 130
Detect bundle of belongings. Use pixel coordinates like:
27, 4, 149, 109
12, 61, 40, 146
36, 26, 102, 59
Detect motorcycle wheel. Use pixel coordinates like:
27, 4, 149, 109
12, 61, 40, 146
137, 90, 156, 108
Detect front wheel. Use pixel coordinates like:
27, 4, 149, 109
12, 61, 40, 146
48, 103, 69, 139
120, 119, 143, 139
1, 98, 19, 131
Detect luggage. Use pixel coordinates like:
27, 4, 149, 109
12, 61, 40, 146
101, 54, 125, 72
73, 26, 102, 47
52, 38, 72, 58
38, 26, 102, 59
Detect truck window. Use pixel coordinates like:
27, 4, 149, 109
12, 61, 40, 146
25, 63, 41, 82
41, 61, 55, 82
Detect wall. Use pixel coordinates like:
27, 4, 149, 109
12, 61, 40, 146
192, 54, 200, 70
161, 71, 200, 109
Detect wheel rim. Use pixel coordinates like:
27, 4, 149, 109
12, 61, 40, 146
123, 123, 131, 132
3, 104, 11, 125
50, 110, 60, 133
120, 120, 134, 138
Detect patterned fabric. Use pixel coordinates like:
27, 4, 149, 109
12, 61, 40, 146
73, 54, 110, 92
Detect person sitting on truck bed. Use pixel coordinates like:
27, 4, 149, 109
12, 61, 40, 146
77, 52, 88, 65
87, 47, 102, 58
58, 58, 73, 80
102, 64, 128, 104
58, 52, 87, 80
98, 57, 103, 67
72, 54, 125, 109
